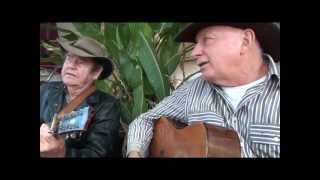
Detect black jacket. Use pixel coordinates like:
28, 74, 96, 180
40, 82, 121, 157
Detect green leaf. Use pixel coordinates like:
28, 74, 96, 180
95, 80, 110, 94
104, 23, 118, 43
118, 51, 141, 89
155, 35, 181, 83
120, 100, 132, 123
104, 40, 120, 67
159, 23, 181, 38
73, 23, 104, 43
118, 23, 130, 49
143, 74, 154, 96
115, 25, 124, 50
131, 84, 146, 119
148, 23, 161, 33
138, 32, 168, 99
131, 65, 146, 119
165, 52, 181, 75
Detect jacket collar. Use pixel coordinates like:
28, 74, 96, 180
52, 82, 101, 106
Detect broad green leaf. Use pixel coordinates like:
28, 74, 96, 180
120, 100, 132, 123
143, 74, 154, 96
104, 23, 118, 43
148, 23, 161, 33
104, 40, 120, 67
158, 35, 181, 75
127, 23, 143, 55
131, 65, 146, 119
95, 79, 110, 94
165, 52, 181, 75
119, 51, 141, 89
118, 23, 130, 49
138, 32, 168, 99
131, 84, 146, 120
73, 23, 104, 44
115, 25, 124, 50
159, 23, 181, 38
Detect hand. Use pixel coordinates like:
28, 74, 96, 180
127, 151, 142, 158
40, 123, 66, 157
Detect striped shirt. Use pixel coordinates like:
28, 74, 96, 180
127, 54, 280, 158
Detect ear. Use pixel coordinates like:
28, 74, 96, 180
240, 28, 255, 55
92, 66, 103, 80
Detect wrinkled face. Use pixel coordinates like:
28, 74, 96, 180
61, 53, 102, 87
191, 25, 247, 86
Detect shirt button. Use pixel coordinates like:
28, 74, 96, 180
232, 116, 237, 124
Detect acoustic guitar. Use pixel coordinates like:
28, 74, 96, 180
149, 117, 241, 157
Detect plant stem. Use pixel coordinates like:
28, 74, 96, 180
112, 72, 132, 101
176, 70, 201, 89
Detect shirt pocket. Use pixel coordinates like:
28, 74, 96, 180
249, 123, 280, 157
188, 111, 225, 127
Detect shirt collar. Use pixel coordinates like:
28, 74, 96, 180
263, 53, 280, 81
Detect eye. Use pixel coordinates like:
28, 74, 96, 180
203, 36, 215, 43
77, 60, 86, 65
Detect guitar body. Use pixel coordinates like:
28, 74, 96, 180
149, 117, 241, 157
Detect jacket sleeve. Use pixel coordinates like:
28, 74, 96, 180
65, 98, 121, 157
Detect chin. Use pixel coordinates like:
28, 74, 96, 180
62, 78, 78, 86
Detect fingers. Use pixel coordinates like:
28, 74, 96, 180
40, 123, 55, 152
40, 123, 50, 132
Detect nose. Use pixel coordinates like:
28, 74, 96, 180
191, 43, 202, 60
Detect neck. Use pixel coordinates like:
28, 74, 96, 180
66, 82, 93, 100
242, 58, 267, 84
223, 54, 268, 87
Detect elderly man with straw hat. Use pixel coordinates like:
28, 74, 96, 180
40, 36, 121, 157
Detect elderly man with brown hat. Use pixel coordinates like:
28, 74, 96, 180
127, 23, 280, 158
40, 36, 121, 157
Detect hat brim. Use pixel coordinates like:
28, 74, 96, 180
94, 57, 114, 79
58, 40, 114, 79
175, 23, 280, 62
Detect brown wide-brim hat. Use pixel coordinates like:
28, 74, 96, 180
175, 23, 280, 62
58, 36, 113, 79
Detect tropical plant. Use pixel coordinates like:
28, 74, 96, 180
43, 22, 195, 155
70, 23, 191, 124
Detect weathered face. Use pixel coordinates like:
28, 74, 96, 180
191, 25, 247, 86
61, 53, 102, 87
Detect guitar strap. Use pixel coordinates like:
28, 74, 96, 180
50, 84, 96, 134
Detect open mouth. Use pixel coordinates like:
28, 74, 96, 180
65, 73, 76, 77
198, 61, 209, 67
